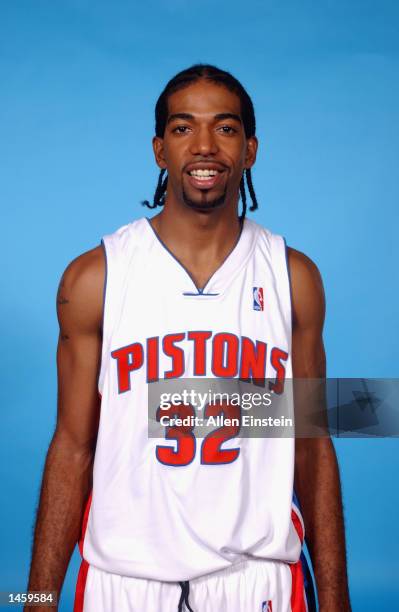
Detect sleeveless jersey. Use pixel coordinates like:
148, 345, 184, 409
82, 217, 304, 581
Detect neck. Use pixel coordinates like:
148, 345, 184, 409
149, 198, 243, 290
152, 198, 241, 254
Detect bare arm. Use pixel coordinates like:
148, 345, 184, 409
26, 246, 105, 610
288, 247, 351, 612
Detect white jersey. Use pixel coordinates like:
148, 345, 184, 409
81, 216, 304, 582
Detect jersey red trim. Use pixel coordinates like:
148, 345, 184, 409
290, 560, 307, 612
73, 491, 93, 611
74, 391, 101, 610
291, 506, 304, 544
74, 559, 89, 612
290, 507, 307, 611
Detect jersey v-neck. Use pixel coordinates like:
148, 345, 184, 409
144, 217, 259, 296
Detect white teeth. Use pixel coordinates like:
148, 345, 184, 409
190, 169, 218, 178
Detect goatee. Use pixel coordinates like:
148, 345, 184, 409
182, 187, 227, 212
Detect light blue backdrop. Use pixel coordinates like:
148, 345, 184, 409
1, 1, 398, 610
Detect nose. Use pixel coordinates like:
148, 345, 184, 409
189, 125, 218, 156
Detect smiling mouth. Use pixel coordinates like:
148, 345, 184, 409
188, 168, 219, 181
186, 167, 226, 189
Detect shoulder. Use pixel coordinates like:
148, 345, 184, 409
286, 246, 323, 289
60, 245, 105, 297
57, 245, 105, 332
286, 246, 325, 329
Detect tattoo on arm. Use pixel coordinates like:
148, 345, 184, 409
57, 277, 70, 341
57, 279, 69, 306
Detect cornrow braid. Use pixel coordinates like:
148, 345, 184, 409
239, 175, 247, 223
245, 169, 258, 212
143, 64, 260, 219
142, 169, 168, 209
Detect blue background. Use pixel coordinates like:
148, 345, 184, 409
1, 0, 398, 610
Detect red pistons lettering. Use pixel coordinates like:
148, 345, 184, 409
187, 331, 211, 375
146, 337, 159, 382
111, 343, 144, 393
240, 337, 267, 383
212, 333, 239, 377
269, 347, 289, 394
111, 331, 287, 393
163, 333, 185, 378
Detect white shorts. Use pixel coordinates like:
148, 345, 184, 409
74, 557, 308, 612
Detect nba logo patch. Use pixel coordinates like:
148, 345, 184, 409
253, 287, 264, 311
261, 601, 272, 612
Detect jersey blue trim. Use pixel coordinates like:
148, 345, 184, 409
146, 217, 244, 295
293, 489, 318, 611
97, 239, 108, 394
283, 237, 294, 331
182, 292, 220, 297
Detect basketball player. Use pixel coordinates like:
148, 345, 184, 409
26, 65, 351, 611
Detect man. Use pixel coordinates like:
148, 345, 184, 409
26, 65, 351, 611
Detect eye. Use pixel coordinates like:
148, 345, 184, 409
218, 125, 238, 134
172, 125, 191, 134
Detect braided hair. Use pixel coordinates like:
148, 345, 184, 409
142, 64, 259, 220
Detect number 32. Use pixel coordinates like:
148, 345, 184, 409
156, 402, 241, 466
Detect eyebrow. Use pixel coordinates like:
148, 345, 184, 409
214, 113, 242, 124
167, 112, 242, 125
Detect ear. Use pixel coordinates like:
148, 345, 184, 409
152, 136, 167, 169
244, 136, 258, 169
